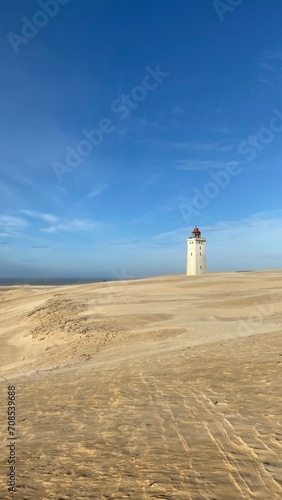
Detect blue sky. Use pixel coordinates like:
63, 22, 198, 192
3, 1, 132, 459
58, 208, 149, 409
0, 0, 282, 278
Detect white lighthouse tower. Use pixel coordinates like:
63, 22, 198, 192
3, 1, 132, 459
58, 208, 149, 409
186, 226, 206, 275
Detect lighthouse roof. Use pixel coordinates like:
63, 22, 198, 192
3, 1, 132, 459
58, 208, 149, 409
191, 226, 201, 238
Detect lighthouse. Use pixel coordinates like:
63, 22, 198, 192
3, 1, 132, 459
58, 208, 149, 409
186, 226, 206, 275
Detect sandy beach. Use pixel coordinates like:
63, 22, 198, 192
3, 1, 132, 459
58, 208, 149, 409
0, 271, 282, 499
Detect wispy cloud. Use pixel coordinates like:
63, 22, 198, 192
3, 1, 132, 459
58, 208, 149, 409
150, 210, 282, 255
139, 172, 163, 188
206, 210, 282, 240
40, 218, 100, 233
201, 124, 231, 135
159, 140, 234, 153
1, 211, 101, 236
152, 226, 187, 242
108, 239, 141, 246
0, 215, 29, 236
22, 210, 59, 223
257, 50, 282, 88
154, 195, 197, 223
175, 159, 228, 170
114, 115, 166, 140
78, 184, 109, 203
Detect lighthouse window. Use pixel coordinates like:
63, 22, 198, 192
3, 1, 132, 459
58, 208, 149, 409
191, 253, 192, 256
200, 246, 201, 249
200, 252, 201, 256
200, 266, 202, 269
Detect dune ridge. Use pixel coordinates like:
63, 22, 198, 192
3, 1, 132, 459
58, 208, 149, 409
0, 271, 282, 498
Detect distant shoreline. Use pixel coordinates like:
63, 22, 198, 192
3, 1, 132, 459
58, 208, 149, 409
0, 278, 113, 286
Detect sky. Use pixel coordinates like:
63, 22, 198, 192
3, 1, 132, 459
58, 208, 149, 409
0, 0, 282, 278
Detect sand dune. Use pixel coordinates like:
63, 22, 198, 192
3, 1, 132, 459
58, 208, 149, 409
0, 271, 282, 498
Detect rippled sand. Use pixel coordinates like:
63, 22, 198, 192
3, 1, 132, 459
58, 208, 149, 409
0, 271, 282, 499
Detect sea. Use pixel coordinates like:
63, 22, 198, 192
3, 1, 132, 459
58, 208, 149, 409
0, 278, 114, 286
